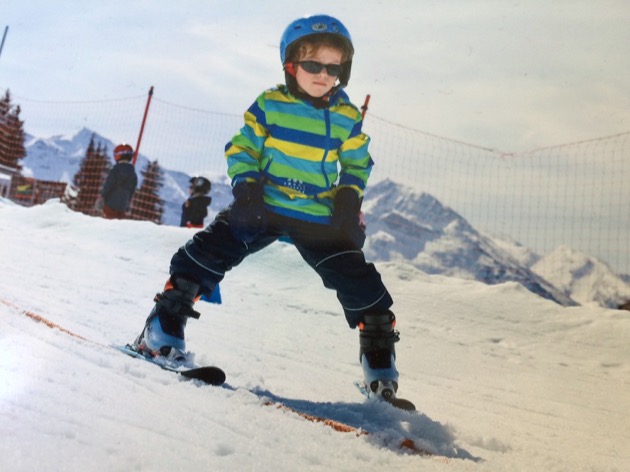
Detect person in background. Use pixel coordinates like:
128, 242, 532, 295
131, 14, 403, 403
180, 176, 212, 228
180, 175, 222, 304
98, 143, 138, 219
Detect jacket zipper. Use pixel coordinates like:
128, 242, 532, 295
321, 108, 331, 189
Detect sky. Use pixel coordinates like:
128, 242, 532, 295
1, 198, 629, 471
2, 0, 630, 152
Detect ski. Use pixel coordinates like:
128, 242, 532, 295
262, 398, 438, 458
114, 344, 226, 386
0, 297, 227, 386
355, 380, 416, 411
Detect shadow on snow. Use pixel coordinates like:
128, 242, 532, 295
224, 384, 481, 462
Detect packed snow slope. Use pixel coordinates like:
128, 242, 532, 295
1, 199, 629, 472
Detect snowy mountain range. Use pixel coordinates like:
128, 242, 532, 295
532, 245, 630, 308
362, 181, 575, 306
20, 128, 630, 309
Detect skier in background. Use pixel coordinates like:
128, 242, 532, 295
180, 176, 212, 228
131, 15, 403, 402
98, 143, 138, 219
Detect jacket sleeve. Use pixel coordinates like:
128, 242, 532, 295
180, 201, 189, 227
225, 92, 269, 186
336, 114, 373, 198
100, 166, 118, 198
130, 170, 138, 196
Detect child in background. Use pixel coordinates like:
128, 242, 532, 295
180, 175, 222, 304
99, 143, 138, 219
131, 14, 404, 403
180, 176, 212, 228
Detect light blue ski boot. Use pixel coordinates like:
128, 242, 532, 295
133, 277, 201, 362
359, 311, 400, 401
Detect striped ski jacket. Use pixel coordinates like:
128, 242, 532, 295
225, 85, 373, 224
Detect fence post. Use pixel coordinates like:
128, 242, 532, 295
133, 86, 154, 165
0, 26, 8, 62
361, 94, 371, 119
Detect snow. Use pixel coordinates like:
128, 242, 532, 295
1, 199, 629, 471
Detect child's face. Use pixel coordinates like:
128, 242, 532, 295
295, 46, 343, 98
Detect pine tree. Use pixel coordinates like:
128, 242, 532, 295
72, 134, 110, 215
0, 90, 27, 170
130, 160, 164, 224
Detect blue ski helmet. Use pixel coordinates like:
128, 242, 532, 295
280, 14, 354, 87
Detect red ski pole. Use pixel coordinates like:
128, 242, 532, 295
133, 86, 154, 165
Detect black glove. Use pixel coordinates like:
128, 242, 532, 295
228, 182, 267, 243
330, 187, 366, 248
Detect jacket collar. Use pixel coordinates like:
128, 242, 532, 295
279, 83, 348, 109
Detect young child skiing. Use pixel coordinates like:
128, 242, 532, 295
98, 143, 138, 219
132, 14, 403, 402
180, 176, 212, 228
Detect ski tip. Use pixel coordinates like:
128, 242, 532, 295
179, 366, 226, 386
113, 344, 226, 386
388, 397, 416, 411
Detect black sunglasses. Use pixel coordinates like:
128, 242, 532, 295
298, 61, 344, 77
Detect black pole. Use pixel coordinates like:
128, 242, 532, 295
0, 26, 8, 61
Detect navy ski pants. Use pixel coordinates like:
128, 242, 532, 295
168, 207, 393, 328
